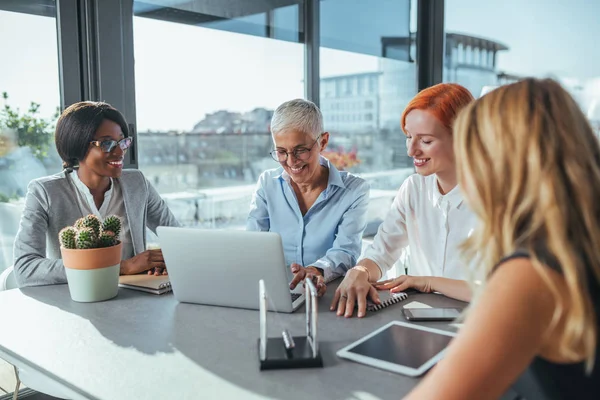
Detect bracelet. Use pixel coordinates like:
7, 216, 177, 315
352, 266, 371, 282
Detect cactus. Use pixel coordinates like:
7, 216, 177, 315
76, 227, 98, 249
74, 217, 85, 230
78, 214, 102, 237
98, 230, 117, 248
59, 227, 78, 249
59, 214, 121, 250
102, 215, 122, 238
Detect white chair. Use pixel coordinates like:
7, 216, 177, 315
0, 265, 17, 291
0, 202, 24, 274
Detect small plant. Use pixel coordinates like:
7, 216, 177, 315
59, 214, 122, 249
75, 214, 101, 237
102, 215, 122, 237
59, 227, 77, 249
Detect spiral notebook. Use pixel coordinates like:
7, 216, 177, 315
118, 275, 172, 295
366, 290, 409, 312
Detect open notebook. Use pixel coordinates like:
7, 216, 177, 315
118, 275, 172, 295
366, 290, 409, 312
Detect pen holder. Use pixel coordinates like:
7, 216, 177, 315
257, 279, 323, 370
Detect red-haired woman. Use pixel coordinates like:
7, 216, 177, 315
331, 83, 476, 317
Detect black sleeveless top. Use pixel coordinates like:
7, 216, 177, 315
496, 251, 600, 400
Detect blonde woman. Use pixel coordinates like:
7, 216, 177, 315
405, 79, 600, 399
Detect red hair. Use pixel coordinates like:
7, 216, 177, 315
401, 83, 474, 134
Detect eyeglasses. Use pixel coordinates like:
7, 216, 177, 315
90, 137, 132, 153
270, 135, 321, 162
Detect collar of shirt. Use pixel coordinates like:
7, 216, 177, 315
70, 170, 114, 217
430, 175, 464, 210
275, 155, 346, 197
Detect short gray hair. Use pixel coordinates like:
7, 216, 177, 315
270, 99, 323, 139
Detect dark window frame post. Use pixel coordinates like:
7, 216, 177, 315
416, 0, 445, 91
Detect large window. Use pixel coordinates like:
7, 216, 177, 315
319, 0, 416, 235
133, 0, 304, 228
0, 0, 421, 274
0, 4, 62, 273
444, 0, 600, 137
133, 0, 417, 231
0, 1, 61, 394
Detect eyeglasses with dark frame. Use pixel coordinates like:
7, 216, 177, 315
270, 134, 322, 162
89, 137, 132, 153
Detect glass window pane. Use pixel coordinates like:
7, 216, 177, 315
0, 3, 61, 274
133, 1, 304, 229
134, 0, 302, 42
320, 0, 416, 244
320, 0, 411, 61
444, 0, 600, 136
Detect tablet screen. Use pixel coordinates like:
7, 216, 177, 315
345, 323, 454, 369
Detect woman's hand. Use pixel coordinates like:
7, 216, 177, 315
147, 266, 168, 276
330, 267, 380, 318
374, 275, 432, 293
120, 249, 166, 275
289, 263, 326, 297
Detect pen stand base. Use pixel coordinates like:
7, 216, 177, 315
258, 337, 323, 370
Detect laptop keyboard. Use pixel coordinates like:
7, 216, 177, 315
291, 292, 302, 302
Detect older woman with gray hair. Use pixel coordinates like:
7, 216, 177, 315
247, 99, 369, 296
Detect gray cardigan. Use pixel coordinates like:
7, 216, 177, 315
13, 170, 180, 287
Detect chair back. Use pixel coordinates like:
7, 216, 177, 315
0, 265, 17, 291
0, 202, 24, 273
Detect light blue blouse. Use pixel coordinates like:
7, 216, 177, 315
246, 156, 369, 281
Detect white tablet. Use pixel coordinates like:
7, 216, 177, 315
336, 320, 456, 376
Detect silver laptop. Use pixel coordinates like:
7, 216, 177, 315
157, 226, 305, 312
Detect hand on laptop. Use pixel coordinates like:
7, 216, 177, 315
330, 267, 381, 318
289, 263, 326, 297
120, 249, 166, 275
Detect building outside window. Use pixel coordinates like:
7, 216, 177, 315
444, 0, 600, 138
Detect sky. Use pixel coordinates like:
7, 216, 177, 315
445, 0, 600, 80
1, 0, 599, 130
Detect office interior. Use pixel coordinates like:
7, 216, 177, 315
1, 0, 599, 399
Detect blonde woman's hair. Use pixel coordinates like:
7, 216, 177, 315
453, 78, 600, 371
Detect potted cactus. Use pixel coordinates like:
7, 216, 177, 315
59, 214, 123, 302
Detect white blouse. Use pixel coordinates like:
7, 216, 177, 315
70, 171, 134, 261
361, 173, 477, 280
